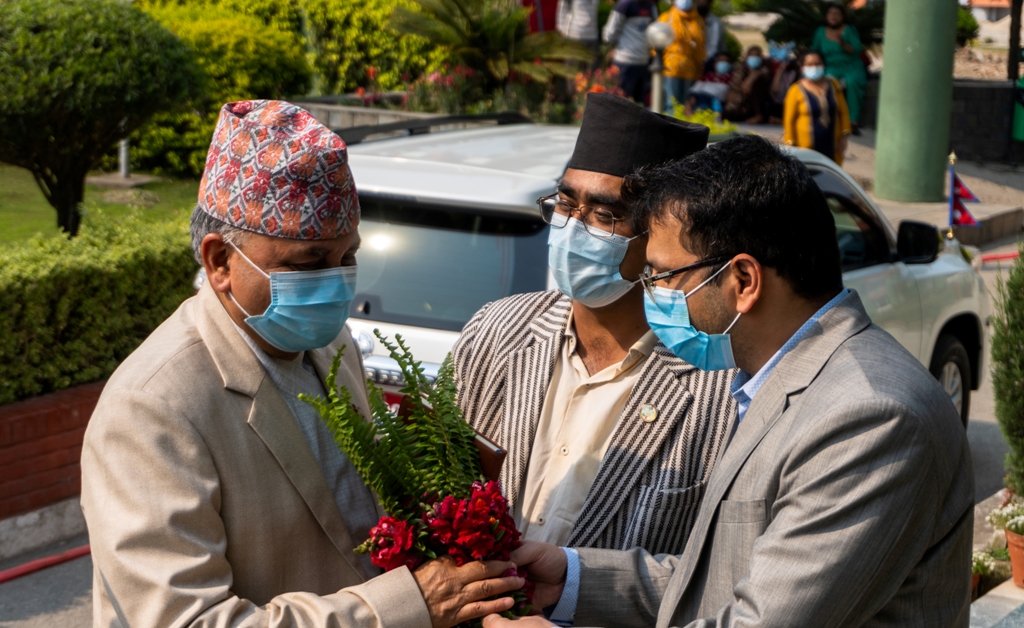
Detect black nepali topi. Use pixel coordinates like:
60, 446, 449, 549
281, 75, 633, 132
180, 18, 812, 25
568, 92, 710, 178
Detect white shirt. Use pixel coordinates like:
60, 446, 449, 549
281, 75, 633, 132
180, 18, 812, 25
516, 309, 657, 545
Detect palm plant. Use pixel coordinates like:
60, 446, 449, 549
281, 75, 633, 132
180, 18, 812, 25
392, 0, 593, 92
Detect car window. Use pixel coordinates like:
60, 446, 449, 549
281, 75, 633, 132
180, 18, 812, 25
811, 169, 891, 271
352, 196, 549, 332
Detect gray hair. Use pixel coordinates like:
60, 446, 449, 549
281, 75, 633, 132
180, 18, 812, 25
189, 205, 250, 265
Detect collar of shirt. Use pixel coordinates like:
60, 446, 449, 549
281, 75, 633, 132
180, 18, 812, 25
730, 288, 850, 424
230, 321, 319, 395
564, 307, 658, 378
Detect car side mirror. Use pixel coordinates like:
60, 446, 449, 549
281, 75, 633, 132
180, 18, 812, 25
897, 221, 941, 264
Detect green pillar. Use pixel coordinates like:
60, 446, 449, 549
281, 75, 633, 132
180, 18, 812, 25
874, 0, 958, 202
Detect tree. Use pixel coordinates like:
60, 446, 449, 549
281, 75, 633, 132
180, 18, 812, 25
391, 0, 593, 92
747, 0, 886, 49
124, 2, 313, 177
0, 0, 200, 236
994, 246, 1024, 494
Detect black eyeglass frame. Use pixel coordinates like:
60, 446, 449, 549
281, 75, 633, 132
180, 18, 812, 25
535, 193, 630, 239
640, 256, 730, 297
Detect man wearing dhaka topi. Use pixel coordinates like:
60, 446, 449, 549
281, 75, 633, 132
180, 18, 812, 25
80, 100, 524, 628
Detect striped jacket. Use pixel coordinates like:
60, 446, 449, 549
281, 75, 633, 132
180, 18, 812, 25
452, 291, 736, 556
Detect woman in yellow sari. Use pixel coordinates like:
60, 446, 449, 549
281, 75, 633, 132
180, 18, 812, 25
783, 51, 851, 166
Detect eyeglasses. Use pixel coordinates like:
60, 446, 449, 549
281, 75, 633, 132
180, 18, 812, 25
640, 257, 729, 302
536, 193, 629, 239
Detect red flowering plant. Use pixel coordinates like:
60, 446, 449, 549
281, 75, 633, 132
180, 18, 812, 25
301, 332, 532, 623
570, 66, 626, 121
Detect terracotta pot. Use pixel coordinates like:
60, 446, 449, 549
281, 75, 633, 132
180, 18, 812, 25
1005, 529, 1024, 588
972, 573, 981, 601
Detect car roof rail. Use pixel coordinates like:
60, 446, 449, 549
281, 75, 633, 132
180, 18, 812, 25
334, 111, 534, 146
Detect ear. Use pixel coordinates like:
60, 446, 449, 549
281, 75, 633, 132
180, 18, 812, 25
729, 254, 762, 315
201, 233, 233, 294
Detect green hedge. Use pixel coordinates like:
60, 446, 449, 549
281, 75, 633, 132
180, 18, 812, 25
0, 212, 196, 405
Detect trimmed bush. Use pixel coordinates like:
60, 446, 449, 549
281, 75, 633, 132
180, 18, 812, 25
0, 0, 199, 235
304, 0, 448, 93
0, 212, 196, 405
995, 246, 1024, 494
109, 2, 312, 178
957, 7, 980, 47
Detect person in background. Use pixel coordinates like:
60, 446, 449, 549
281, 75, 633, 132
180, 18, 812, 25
767, 53, 799, 123
723, 45, 770, 123
784, 51, 851, 165
557, 0, 601, 66
696, 0, 725, 62
812, 3, 866, 134
603, 0, 658, 104
684, 52, 732, 116
659, 0, 706, 114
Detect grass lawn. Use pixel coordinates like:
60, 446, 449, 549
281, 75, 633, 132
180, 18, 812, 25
0, 165, 199, 244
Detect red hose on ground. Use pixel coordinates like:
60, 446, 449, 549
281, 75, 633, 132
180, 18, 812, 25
981, 252, 1020, 263
0, 545, 90, 585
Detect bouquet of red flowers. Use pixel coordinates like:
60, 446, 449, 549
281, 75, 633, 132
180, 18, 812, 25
301, 332, 532, 622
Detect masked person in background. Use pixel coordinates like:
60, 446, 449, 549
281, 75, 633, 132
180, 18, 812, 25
81, 100, 526, 628
783, 51, 852, 165
602, 0, 658, 104
452, 96, 735, 625
659, 0, 706, 114
723, 46, 771, 124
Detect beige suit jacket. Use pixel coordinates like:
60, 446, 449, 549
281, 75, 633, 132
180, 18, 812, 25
81, 282, 431, 627
573, 292, 974, 627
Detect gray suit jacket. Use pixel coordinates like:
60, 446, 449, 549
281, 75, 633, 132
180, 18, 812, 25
574, 291, 974, 628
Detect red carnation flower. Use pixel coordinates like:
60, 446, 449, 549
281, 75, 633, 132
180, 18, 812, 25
367, 517, 423, 571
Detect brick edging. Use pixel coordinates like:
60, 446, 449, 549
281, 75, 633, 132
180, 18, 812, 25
0, 382, 105, 520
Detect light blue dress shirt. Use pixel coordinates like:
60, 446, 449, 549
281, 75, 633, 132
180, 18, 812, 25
552, 288, 850, 624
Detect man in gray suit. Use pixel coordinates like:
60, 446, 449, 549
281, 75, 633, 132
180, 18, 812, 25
484, 135, 974, 627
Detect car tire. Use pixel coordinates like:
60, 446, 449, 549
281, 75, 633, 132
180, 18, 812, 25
929, 334, 971, 427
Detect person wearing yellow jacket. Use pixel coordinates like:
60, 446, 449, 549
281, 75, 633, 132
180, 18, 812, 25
783, 51, 851, 166
659, 0, 705, 114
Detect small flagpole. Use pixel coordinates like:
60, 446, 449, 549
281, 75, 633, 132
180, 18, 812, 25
948, 151, 957, 238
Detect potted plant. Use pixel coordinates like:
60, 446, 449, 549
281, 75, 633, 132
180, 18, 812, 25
973, 550, 995, 600
988, 501, 1024, 587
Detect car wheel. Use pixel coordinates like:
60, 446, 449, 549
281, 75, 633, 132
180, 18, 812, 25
929, 334, 971, 427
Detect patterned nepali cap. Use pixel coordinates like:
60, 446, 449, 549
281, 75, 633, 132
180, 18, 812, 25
197, 100, 359, 240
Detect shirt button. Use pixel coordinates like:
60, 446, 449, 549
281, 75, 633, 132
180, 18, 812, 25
560, 446, 569, 456
537, 516, 546, 525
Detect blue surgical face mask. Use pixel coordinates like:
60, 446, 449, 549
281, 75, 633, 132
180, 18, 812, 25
802, 65, 825, 81
643, 261, 740, 371
746, 55, 763, 69
715, 61, 732, 75
548, 214, 641, 308
229, 244, 358, 353
675, 0, 694, 11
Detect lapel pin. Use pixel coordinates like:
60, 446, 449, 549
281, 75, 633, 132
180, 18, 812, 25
639, 404, 659, 423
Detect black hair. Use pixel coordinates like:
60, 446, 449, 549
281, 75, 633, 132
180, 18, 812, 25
799, 50, 824, 66
624, 135, 842, 300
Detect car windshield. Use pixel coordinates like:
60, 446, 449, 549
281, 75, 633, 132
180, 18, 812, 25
351, 196, 549, 332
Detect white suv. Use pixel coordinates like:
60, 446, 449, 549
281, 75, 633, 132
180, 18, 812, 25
344, 120, 988, 424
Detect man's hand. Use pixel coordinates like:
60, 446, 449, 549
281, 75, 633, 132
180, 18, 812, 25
413, 557, 525, 628
483, 614, 556, 628
510, 541, 567, 609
